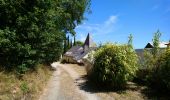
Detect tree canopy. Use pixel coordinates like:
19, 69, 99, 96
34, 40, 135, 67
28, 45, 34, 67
0, 0, 90, 73
75, 40, 84, 46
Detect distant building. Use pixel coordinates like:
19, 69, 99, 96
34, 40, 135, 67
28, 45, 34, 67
135, 41, 169, 64
62, 33, 97, 64
165, 42, 170, 48
145, 42, 168, 49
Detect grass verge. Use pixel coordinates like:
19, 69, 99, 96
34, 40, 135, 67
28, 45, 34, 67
0, 64, 52, 100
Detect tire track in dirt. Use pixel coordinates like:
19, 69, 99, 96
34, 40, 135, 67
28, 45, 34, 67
40, 62, 99, 100
59, 64, 100, 100
39, 64, 61, 100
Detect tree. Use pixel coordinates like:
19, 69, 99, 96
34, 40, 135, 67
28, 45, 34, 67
70, 39, 73, 48
67, 35, 70, 49
152, 30, 161, 57
75, 41, 84, 46
63, 38, 67, 54
150, 48, 170, 91
128, 34, 133, 48
0, 0, 91, 73
136, 30, 162, 85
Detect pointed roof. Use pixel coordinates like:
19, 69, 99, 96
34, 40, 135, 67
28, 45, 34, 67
145, 42, 168, 48
145, 43, 154, 48
83, 33, 96, 47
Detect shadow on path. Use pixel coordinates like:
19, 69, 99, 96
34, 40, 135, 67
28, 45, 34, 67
76, 75, 142, 94
76, 75, 170, 100
141, 87, 170, 100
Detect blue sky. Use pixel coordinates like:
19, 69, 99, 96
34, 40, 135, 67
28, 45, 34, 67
75, 0, 170, 49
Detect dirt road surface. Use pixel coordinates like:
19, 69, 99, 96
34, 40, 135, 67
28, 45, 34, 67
39, 62, 102, 100
39, 62, 145, 100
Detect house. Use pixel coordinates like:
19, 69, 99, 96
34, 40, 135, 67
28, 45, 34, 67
144, 42, 168, 53
145, 42, 168, 49
135, 41, 169, 63
165, 42, 170, 48
62, 33, 97, 64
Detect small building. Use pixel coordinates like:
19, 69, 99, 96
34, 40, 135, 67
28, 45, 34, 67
135, 41, 169, 63
62, 33, 97, 64
145, 42, 168, 49
165, 42, 170, 48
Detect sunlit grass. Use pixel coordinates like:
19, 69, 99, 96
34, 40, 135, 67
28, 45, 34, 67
0, 64, 52, 100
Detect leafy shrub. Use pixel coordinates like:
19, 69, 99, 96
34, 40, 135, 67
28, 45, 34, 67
135, 30, 162, 85
89, 43, 138, 88
135, 68, 151, 85
148, 48, 170, 91
135, 49, 155, 84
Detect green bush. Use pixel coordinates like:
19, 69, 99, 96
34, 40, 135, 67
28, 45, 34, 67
89, 43, 138, 88
135, 49, 155, 84
149, 48, 170, 91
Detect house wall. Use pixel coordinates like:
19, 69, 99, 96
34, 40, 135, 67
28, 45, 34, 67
62, 56, 77, 63
135, 48, 166, 65
82, 58, 93, 76
135, 49, 144, 62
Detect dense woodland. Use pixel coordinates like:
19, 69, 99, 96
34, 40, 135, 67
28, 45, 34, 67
0, 0, 90, 73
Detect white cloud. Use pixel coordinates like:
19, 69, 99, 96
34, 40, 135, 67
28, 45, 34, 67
75, 15, 118, 35
105, 15, 117, 26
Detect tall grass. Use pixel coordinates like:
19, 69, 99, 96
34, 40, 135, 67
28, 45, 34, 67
0, 64, 51, 100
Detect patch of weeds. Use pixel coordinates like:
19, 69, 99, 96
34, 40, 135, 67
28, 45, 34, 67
20, 81, 29, 94
0, 64, 52, 100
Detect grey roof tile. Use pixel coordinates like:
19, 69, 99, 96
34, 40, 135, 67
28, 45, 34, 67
64, 33, 97, 63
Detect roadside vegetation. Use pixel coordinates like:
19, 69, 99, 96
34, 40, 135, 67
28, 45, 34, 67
0, 64, 51, 100
89, 43, 138, 89
0, 0, 90, 99
135, 30, 170, 92
84, 31, 170, 99
0, 0, 90, 73
86, 34, 138, 88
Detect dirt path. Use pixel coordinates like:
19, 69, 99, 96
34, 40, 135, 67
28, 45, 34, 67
60, 64, 99, 100
39, 63, 61, 100
39, 62, 99, 100
39, 63, 145, 100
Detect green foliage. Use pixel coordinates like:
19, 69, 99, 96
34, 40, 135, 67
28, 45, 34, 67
152, 30, 161, 57
90, 43, 138, 88
0, 0, 90, 73
63, 35, 73, 54
20, 81, 29, 94
143, 49, 155, 69
149, 48, 170, 91
136, 30, 170, 92
135, 49, 155, 83
128, 34, 133, 48
75, 41, 84, 46
136, 30, 162, 84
